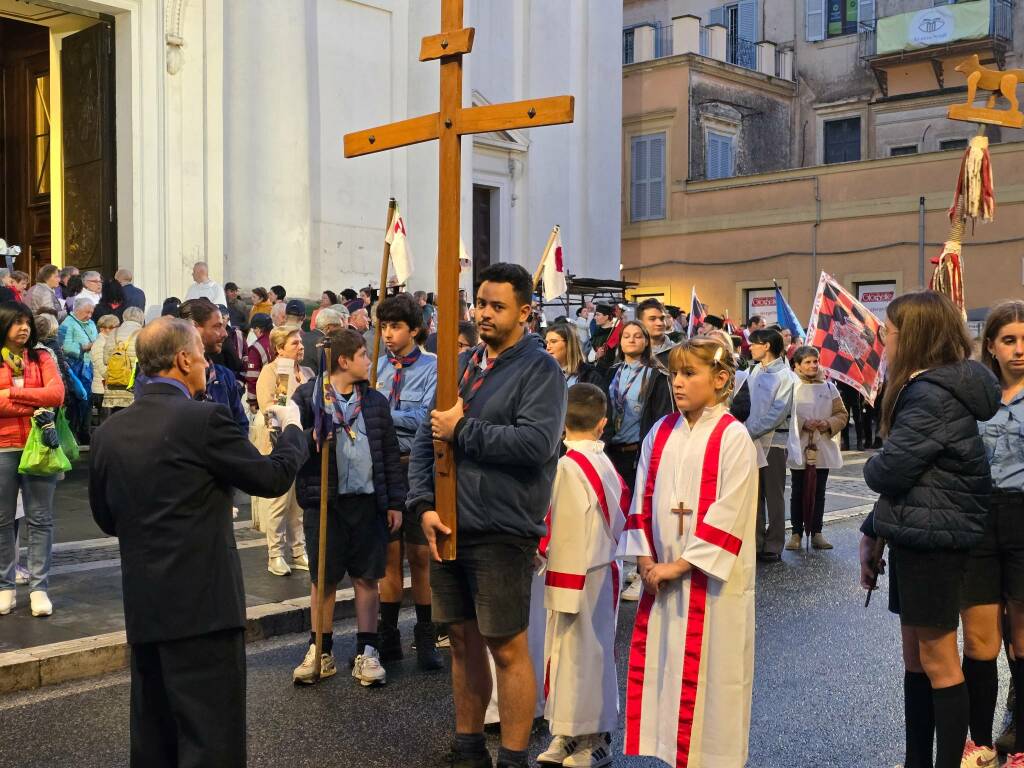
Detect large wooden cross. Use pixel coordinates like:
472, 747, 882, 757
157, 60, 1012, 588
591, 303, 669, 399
343, 0, 574, 560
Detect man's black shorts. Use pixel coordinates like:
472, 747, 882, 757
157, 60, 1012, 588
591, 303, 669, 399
888, 544, 968, 630
304, 494, 387, 586
962, 490, 1024, 608
388, 458, 427, 546
430, 537, 537, 638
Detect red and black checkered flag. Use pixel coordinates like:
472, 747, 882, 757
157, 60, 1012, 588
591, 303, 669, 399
806, 272, 886, 405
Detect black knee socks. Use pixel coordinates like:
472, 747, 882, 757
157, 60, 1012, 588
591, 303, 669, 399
308, 631, 333, 654
905, 671, 935, 768
1013, 653, 1024, 753
963, 657, 998, 747
380, 601, 401, 630
932, 682, 969, 768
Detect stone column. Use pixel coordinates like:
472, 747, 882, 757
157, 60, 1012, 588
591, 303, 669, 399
634, 24, 655, 62
706, 24, 726, 62
672, 15, 700, 55
757, 41, 776, 76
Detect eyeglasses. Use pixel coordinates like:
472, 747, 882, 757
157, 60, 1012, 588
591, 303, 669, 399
457, 341, 472, 351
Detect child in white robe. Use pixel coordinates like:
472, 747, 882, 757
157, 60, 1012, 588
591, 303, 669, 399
619, 338, 758, 768
538, 384, 628, 768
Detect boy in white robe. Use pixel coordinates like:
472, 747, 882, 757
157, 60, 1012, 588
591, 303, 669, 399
538, 384, 628, 768
619, 338, 758, 768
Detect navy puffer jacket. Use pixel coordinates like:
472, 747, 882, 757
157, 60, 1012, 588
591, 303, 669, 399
865, 360, 1000, 550
292, 381, 406, 515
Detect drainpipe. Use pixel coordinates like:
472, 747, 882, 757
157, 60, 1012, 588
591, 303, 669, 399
811, 176, 821, 286
918, 196, 926, 288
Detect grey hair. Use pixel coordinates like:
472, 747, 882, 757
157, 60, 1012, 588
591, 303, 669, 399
59, 266, 78, 279
270, 303, 287, 324
114, 268, 133, 283
314, 308, 343, 331
329, 303, 350, 319
34, 313, 58, 340
82, 270, 101, 282
122, 306, 145, 325
136, 317, 197, 376
96, 315, 121, 331
73, 297, 94, 312
193, 261, 208, 270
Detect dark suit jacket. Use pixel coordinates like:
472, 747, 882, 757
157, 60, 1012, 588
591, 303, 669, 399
121, 283, 146, 311
300, 329, 325, 373
88, 382, 308, 644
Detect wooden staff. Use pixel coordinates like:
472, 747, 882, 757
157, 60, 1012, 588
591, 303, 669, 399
531, 225, 560, 291
311, 430, 331, 682
370, 198, 398, 388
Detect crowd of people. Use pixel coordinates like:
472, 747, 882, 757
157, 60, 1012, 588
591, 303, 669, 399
2, 255, 1020, 768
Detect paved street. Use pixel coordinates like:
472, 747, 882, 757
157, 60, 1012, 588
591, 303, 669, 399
3, 451, 1010, 767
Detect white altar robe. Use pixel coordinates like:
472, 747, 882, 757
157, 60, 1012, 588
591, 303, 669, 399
542, 441, 628, 735
618, 405, 758, 768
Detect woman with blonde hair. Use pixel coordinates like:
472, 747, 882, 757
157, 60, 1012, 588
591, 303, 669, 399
90, 314, 121, 421
254, 325, 312, 576
544, 322, 604, 387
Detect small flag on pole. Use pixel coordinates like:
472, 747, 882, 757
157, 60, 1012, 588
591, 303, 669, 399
686, 287, 705, 338
384, 205, 413, 285
774, 284, 805, 341
541, 228, 567, 302
805, 272, 886, 405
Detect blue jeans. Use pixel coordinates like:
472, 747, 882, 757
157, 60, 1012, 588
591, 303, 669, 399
0, 451, 57, 591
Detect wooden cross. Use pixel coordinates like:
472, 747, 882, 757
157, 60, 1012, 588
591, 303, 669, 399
343, 0, 575, 560
672, 505, 693, 537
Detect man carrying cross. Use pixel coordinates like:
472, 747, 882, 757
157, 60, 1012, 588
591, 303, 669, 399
407, 263, 566, 768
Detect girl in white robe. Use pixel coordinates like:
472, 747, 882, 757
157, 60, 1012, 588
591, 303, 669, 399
619, 338, 758, 768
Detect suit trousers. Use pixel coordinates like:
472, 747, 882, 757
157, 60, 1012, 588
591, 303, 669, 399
130, 628, 246, 768
756, 446, 787, 555
263, 484, 305, 560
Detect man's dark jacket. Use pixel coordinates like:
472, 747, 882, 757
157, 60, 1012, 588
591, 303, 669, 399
205, 361, 249, 434
407, 332, 567, 541
89, 382, 308, 644
300, 329, 326, 374
864, 360, 1000, 550
122, 282, 146, 311
292, 380, 406, 515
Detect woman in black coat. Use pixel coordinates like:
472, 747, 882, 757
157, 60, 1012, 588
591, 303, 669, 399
860, 291, 1000, 768
544, 322, 605, 388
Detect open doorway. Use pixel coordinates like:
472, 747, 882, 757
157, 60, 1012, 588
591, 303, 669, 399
0, 4, 116, 278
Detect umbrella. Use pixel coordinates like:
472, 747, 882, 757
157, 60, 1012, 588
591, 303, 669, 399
802, 439, 818, 551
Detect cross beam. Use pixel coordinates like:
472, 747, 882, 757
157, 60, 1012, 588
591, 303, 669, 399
343, 0, 575, 560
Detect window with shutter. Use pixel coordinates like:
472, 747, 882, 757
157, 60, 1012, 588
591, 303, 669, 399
737, 0, 759, 68
706, 131, 735, 180
858, 0, 875, 27
630, 133, 666, 222
709, 6, 726, 27
806, 0, 825, 41
824, 117, 861, 164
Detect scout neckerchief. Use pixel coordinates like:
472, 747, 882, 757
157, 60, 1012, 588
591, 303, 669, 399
1, 346, 24, 378
458, 344, 496, 405
328, 384, 362, 444
388, 347, 422, 408
609, 360, 644, 434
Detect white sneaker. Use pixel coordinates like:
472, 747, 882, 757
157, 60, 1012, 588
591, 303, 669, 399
961, 740, 998, 767
291, 554, 310, 572
621, 578, 643, 602
563, 734, 613, 768
435, 633, 451, 649
538, 735, 579, 765
29, 590, 52, 617
268, 556, 291, 576
292, 644, 336, 685
15, 564, 29, 585
352, 645, 387, 686
0, 589, 14, 615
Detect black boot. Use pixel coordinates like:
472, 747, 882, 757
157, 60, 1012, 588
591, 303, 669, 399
378, 624, 403, 663
415, 622, 444, 671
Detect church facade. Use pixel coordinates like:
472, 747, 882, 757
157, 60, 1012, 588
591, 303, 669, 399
0, 0, 622, 303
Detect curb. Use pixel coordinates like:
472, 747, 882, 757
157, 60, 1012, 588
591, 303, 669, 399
0, 581, 409, 696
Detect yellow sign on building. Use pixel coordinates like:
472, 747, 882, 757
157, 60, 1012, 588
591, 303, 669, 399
876, 0, 991, 55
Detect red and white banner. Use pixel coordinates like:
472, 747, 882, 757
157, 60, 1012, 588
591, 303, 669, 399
384, 206, 413, 285
541, 229, 567, 302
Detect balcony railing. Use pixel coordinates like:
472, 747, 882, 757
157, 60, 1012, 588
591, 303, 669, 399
860, 0, 1013, 60
622, 21, 794, 81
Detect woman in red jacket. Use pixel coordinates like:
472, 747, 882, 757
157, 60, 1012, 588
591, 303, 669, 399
0, 302, 67, 618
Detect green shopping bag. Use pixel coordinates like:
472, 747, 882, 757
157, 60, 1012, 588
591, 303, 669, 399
18, 422, 72, 476
55, 408, 80, 462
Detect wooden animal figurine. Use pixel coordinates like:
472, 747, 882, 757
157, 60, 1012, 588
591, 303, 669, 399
948, 54, 1024, 128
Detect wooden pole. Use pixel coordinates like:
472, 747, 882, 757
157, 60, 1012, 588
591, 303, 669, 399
431, 0, 464, 562
531, 225, 560, 291
311, 433, 331, 682
370, 198, 398, 388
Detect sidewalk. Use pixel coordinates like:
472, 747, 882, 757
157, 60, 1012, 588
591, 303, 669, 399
0, 452, 876, 695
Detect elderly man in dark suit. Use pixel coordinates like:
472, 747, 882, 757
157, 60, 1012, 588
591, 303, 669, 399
89, 317, 308, 768
300, 306, 344, 373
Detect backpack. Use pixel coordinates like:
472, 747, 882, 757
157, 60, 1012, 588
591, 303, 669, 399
106, 333, 137, 390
